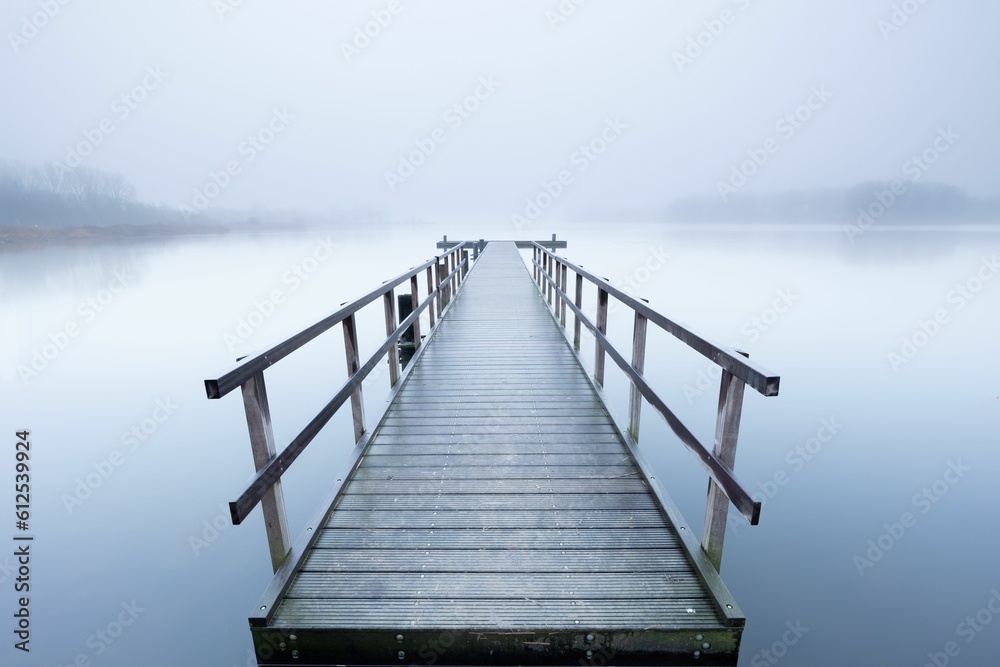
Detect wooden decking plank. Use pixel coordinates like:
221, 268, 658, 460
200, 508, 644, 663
335, 494, 656, 512
343, 478, 649, 494
350, 465, 639, 480
326, 509, 670, 529
287, 571, 705, 600
313, 527, 680, 550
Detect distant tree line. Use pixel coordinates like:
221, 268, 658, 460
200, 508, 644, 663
0, 160, 179, 227
665, 182, 1000, 223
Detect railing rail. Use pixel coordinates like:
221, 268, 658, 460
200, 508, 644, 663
204, 243, 469, 572
530, 243, 780, 571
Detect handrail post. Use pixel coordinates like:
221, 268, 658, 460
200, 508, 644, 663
462, 250, 469, 280
240, 372, 291, 573
426, 265, 436, 328
448, 251, 456, 294
342, 313, 366, 442
628, 311, 648, 441
552, 258, 561, 313
533, 247, 539, 283
701, 356, 748, 571
437, 260, 450, 309
546, 255, 554, 306
594, 287, 609, 386
434, 260, 445, 315
573, 272, 583, 350
559, 262, 568, 327
409, 275, 421, 349
383, 289, 400, 386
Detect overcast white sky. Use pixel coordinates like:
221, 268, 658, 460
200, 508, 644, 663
3, 0, 998, 217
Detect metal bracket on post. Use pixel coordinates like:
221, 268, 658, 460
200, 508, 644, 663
240, 372, 291, 573
701, 352, 748, 572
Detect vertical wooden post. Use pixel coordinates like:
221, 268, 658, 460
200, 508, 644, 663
559, 263, 568, 327
573, 273, 583, 350
462, 250, 469, 280
701, 357, 747, 572
438, 261, 450, 309
594, 288, 609, 387
342, 314, 366, 443
627, 312, 648, 441
409, 275, 421, 350
533, 247, 538, 283
425, 266, 436, 328
546, 255, 554, 306
240, 372, 291, 573
445, 250, 455, 292
434, 260, 444, 316
552, 258, 561, 314
383, 289, 400, 387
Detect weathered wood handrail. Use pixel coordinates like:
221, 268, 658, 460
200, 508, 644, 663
532, 245, 778, 397
531, 243, 780, 571
206, 250, 462, 400
204, 244, 468, 572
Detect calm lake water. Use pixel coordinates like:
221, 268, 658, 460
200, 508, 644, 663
1, 221, 998, 666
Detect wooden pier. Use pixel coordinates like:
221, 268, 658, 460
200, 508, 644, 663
205, 239, 780, 666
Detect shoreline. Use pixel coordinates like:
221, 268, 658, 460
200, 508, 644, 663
0, 221, 312, 248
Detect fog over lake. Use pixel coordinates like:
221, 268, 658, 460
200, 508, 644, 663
2, 2, 999, 666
